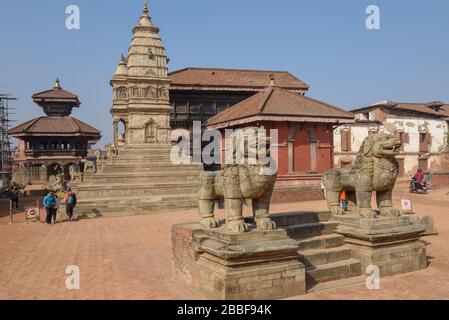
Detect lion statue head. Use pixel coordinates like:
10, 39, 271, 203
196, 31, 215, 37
353, 132, 402, 170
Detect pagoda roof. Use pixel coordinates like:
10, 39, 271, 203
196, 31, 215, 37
8, 116, 101, 138
206, 86, 354, 129
32, 79, 80, 106
169, 68, 309, 93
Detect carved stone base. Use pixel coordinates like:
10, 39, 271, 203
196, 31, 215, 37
333, 215, 427, 277
171, 222, 306, 300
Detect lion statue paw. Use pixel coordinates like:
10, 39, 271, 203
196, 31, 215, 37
379, 207, 401, 217
227, 220, 248, 233
330, 206, 346, 216
256, 218, 276, 231
359, 208, 378, 219
200, 217, 219, 229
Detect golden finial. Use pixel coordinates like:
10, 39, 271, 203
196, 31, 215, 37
54, 78, 62, 90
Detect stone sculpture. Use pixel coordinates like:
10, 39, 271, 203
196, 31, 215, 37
197, 127, 277, 233
69, 165, 81, 182
323, 132, 402, 218
83, 160, 96, 174
48, 173, 65, 193
106, 144, 119, 158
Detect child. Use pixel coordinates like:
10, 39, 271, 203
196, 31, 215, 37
340, 190, 348, 211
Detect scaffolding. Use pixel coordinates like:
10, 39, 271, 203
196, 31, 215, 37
0, 92, 16, 183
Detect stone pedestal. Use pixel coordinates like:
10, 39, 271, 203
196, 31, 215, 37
333, 215, 427, 277
172, 222, 306, 300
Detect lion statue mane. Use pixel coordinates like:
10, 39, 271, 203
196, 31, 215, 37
323, 132, 402, 218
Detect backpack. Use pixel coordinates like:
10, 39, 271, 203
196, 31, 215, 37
67, 193, 77, 206
44, 194, 56, 209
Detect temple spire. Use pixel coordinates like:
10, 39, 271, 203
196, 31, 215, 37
143, 1, 149, 16
136, 1, 153, 28
54, 78, 62, 90
113, 54, 128, 77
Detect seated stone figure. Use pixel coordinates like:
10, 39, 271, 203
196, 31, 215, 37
198, 127, 277, 233
323, 132, 402, 219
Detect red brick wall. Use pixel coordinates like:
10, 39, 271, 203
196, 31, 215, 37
430, 172, 449, 190
272, 185, 325, 203
171, 225, 202, 287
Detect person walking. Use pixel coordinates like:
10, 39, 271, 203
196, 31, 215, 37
340, 190, 348, 211
64, 188, 77, 221
43, 191, 57, 225
54, 196, 61, 224
8, 186, 19, 210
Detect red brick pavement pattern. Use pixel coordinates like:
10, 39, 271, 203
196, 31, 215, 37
0, 184, 448, 300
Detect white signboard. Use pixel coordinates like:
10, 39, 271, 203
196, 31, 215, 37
401, 197, 413, 213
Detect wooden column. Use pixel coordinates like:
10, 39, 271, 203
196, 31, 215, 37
310, 141, 318, 173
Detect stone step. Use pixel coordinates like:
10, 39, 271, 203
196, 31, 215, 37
77, 193, 197, 204
306, 259, 362, 287
82, 172, 200, 184
306, 275, 366, 293
299, 246, 352, 267
77, 183, 198, 198
77, 194, 198, 215
101, 164, 202, 173
119, 144, 173, 149
297, 234, 346, 251
271, 211, 333, 227
285, 221, 340, 240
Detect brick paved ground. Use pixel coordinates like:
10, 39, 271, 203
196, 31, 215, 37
0, 183, 448, 300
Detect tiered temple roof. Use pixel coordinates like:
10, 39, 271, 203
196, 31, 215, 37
206, 85, 354, 129
8, 80, 101, 139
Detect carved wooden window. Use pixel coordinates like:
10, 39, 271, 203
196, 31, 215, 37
190, 103, 201, 114
40, 142, 48, 150
340, 130, 351, 152
175, 102, 188, 114
419, 132, 431, 153
394, 131, 409, 151
203, 101, 216, 115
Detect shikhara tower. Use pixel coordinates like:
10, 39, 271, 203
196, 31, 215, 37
111, 2, 171, 145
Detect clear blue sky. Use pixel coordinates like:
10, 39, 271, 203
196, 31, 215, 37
1, 0, 449, 146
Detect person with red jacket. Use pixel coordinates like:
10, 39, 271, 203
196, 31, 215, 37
411, 169, 425, 191
64, 188, 77, 221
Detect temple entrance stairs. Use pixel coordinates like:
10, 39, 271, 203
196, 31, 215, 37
76, 144, 202, 215
271, 211, 364, 291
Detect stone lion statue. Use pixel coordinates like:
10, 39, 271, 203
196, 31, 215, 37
323, 132, 402, 219
106, 144, 119, 158
69, 165, 81, 182
198, 127, 277, 233
83, 159, 96, 174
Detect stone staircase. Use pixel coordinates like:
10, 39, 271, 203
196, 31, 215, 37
270, 211, 363, 291
76, 144, 202, 215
